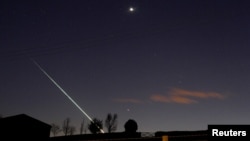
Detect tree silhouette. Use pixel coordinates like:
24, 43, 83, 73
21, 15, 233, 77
69, 126, 76, 135
50, 123, 61, 136
124, 119, 138, 133
105, 113, 118, 133
80, 119, 85, 134
62, 118, 76, 136
62, 118, 71, 136
88, 118, 103, 134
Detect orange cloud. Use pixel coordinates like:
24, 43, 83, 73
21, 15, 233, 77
150, 88, 225, 104
113, 98, 143, 104
150, 94, 171, 103
170, 88, 225, 99
170, 95, 197, 104
150, 94, 196, 104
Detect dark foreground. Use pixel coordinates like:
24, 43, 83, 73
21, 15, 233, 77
50, 130, 208, 141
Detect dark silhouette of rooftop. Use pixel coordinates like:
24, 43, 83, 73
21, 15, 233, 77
0, 114, 51, 141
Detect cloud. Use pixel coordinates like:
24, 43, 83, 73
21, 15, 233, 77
170, 95, 197, 104
150, 94, 171, 103
170, 88, 225, 99
113, 88, 225, 105
150, 94, 197, 104
113, 98, 143, 104
150, 88, 225, 104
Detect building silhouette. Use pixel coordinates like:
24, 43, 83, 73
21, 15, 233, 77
0, 114, 51, 141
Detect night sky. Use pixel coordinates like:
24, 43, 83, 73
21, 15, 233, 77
1, 0, 250, 134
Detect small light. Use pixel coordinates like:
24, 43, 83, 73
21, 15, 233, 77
129, 7, 134, 12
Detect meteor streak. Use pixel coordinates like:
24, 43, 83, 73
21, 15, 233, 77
31, 59, 104, 133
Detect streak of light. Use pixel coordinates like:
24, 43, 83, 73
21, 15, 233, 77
31, 58, 105, 133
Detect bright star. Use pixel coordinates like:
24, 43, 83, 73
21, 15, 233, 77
129, 7, 135, 12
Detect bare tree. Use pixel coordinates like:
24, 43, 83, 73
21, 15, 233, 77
80, 119, 85, 134
69, 126, 76, 135
105, 113, 118, 133
88, 118, 103, 134
62, 118, 71, 136
50, 123, 61, 136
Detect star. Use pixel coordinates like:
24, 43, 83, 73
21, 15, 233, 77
129, 7, 135, 12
